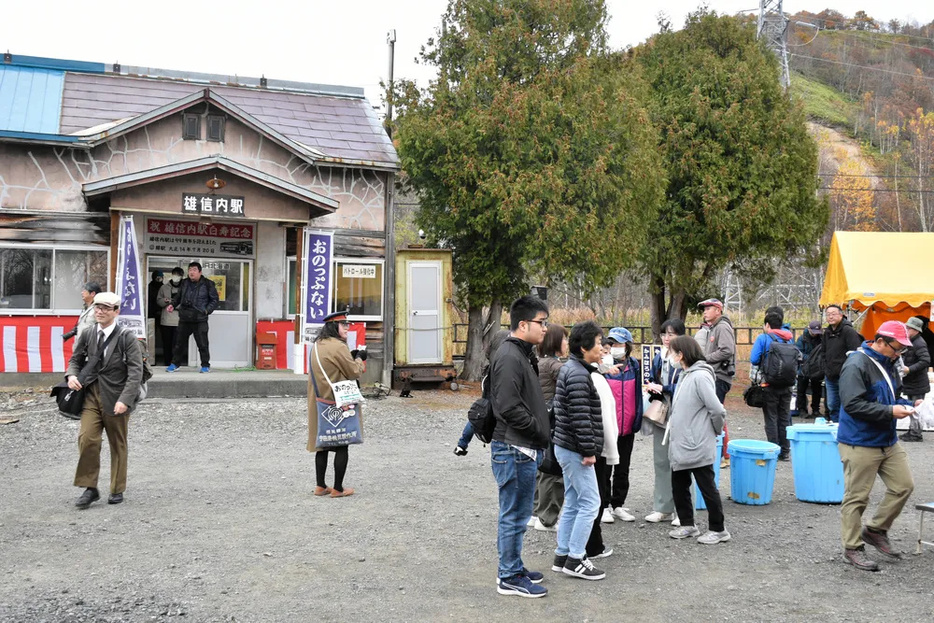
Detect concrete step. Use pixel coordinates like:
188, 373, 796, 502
1, 368, 309, 399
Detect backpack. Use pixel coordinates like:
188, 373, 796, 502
127, 337, 154, 401
762, 334, 801, 388
467, 373, 496, 444
800, 342, 825, 380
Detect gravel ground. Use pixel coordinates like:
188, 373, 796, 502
1, 385, 933, 623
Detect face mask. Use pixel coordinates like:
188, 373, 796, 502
170, 276, 181, 285
601, 354, 614, 366
610, 346, 626, 359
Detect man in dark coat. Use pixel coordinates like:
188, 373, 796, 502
822, 305, 864, 422
794, 320, 824, 418
899, 316, 931, 442
66, 292, 143, 509
489, 295, 551, 599
165, 262, 219, 373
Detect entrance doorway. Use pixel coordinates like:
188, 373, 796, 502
407, 261, 442, 364
147, 257, 252, 368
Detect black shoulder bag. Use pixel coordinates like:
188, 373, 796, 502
50, 328, 120, 419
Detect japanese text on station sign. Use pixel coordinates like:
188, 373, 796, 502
182, 193, 245, 217
303, 231, 334, 341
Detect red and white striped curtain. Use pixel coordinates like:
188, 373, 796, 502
0, 316, 79, 373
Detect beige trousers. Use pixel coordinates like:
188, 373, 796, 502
838, 442, 914, 550
74, 383, 130, 494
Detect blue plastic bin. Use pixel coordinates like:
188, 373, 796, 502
786, 423, 844, 503
693, 433, 725, 510
727, 439, 781, 505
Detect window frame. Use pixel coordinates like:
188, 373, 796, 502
331, 257, 384, 322
0, 243, 111, 315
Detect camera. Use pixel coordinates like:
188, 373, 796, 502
62, 328, 77, 341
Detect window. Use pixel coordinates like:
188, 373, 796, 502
182, 113, 201, 140
332, 259, 383, 321
207, 114, 226, 142
0, 247, 108, 312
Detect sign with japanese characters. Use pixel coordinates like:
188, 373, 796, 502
641, 344, 662, 386
302, 230, 334, 342
182, 193, 245, 217
116, 215, 146, 339
341, 264, 377, 279
145, 218, 255, 258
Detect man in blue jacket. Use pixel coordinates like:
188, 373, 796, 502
837, 321, 919, 571
749, 307, 795, 461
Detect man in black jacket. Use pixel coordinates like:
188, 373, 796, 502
822, 305, 863, 422
489, 295, 550, 599
899, 316, 931, 442
165, 262, 219, 373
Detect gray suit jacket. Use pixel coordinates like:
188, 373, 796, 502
66, 324, 143, 416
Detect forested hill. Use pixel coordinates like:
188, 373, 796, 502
786, 9, 934, 233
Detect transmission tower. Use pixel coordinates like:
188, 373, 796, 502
758, 0, 790, 89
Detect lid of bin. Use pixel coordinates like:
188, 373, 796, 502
787, 423, 838, 440
727, 439, 781, 457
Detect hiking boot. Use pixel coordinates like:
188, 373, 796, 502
669, 525, 700, 539
551, 554, 568, 572
843, 546, 880, 572
497, 574, 547, 598
899, 431, 923, 442
862, 527, 902, 559
645, 511, 675, 523
453, 446, 468, 456
600, 507, 615, 524
697, 530, 731, 545
612, 507, 635, 522
533, 517, 556, 532
562, 556, 606, 581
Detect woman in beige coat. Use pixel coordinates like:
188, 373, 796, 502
307, 311, 366, 498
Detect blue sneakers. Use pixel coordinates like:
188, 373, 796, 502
200, 366, 210, 373
522, 568, 544, 584
166, 364, 179, 372
497, 574, 547, 598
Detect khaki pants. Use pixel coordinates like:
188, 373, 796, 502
838, 442, 914, 550
74, 383, 130, 494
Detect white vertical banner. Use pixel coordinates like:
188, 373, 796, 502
116, 215, 146, 339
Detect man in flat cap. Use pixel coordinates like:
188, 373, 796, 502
65, 292, 143, 509
695, 298, 735, 466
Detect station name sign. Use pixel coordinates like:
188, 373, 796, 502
182, 193, 245, 217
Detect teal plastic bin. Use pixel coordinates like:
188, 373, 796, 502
786, 423, 844, 503
693, 433, 725, 510
727, 439, 781, 505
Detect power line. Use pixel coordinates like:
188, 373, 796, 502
841, 29, 934, 53
789, 53, 934, 81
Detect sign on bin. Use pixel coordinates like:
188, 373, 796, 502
727, 439, 781, 506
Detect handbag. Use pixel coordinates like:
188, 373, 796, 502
310, 346, 363, 448
643, 393, 670, 427
314, 344, 365, 408
49, 328, 120, 420
743, 384, 766, 408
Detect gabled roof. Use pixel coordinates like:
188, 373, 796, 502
0, 56, 398, 170
83, 155, 340, 212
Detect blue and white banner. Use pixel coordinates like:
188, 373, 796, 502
302, 230, 334, 342
116, 215, 146, 339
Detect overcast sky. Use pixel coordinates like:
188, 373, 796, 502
2, 1, 931, 110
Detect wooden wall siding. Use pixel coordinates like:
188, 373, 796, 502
0, 115, 388, 231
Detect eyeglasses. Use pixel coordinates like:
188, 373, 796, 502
93, 304, 117, 311
884, 339, 906, 354
528, 319, 549, 328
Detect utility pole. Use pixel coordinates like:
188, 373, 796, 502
385, 29, 396, 138
758, 0, 790, 89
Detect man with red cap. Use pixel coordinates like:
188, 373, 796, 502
837, 320, 920, 571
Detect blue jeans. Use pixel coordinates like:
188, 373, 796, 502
490, 440, 541, 580
457, 421, 474, 449
826, 377, 841, 422
554, 445, 601, 559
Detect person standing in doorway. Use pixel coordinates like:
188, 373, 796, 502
157, 268, 184, 367
165, 262, 219, 373
147, 271, 163, 350
822, 305, 863, 422
898, 316, 931, 443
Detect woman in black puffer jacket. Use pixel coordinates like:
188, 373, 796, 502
551, 321, 607, 581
